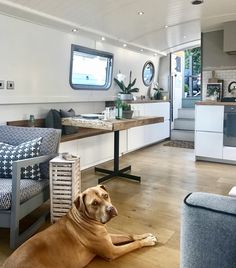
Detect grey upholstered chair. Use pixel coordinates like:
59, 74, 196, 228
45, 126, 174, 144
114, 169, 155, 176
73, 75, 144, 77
0, 125, 61, 249
181, 192, 236, 268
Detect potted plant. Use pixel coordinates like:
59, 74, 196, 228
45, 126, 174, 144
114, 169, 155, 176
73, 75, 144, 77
153, 86, 163, 100
122, 102, 133, 119
114, 71, 139, 100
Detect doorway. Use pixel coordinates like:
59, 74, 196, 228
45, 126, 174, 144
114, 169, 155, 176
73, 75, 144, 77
171, 47, 202, 120
170, 47, 201, 142
184, 47, 201, 99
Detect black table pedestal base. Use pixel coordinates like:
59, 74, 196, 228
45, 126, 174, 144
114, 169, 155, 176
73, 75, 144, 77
95, 166, 141, 184
95, 130, 141, 184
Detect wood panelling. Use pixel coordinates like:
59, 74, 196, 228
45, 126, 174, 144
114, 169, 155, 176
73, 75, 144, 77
1, 142, 236, 267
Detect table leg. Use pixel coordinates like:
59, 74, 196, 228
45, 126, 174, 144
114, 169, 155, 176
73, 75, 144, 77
95, 130, 141, 183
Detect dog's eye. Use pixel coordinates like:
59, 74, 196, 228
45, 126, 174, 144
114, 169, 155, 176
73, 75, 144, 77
103, 194, 108, 199
92, 201, 99, 206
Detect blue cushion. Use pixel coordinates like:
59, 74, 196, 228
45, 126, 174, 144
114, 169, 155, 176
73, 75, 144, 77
60, 109, 78, 135
0, 137, 42, 180
45, 109, 62, 130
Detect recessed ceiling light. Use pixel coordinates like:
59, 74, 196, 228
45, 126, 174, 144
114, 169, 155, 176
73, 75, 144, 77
154, 53, 158, 56
101, 36, 106, 41
191, 0, 203, 5
72, 28, 78, 32
165, 25, 169, 28
184, 35, 187, 39
140, 49, 144, 52
138, 11, 144, 15
123, 43, 127, 47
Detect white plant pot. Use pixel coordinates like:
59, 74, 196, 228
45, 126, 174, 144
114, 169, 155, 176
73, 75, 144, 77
118, 93, 133, 101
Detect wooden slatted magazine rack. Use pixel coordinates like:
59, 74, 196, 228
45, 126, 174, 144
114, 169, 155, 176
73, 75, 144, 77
49, 155, 81, 223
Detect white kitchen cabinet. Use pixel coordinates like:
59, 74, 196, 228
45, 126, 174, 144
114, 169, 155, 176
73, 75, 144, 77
195, 105, 224, 132
127, 125, 145, 151
128, 102, 170, 151
145, 102, 170, 119
223, 147, 236, 161
195, 131, 223, 159
195, 104, 224, 160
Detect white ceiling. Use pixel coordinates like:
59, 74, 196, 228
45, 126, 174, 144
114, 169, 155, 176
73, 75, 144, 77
0, 0, 236, 55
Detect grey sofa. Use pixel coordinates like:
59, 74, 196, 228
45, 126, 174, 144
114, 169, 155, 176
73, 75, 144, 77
0, 125, 61, 249
181, 192, 236, 268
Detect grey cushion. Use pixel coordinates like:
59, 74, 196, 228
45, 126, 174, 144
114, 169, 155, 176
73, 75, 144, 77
45, 109, 62, 130
0, 178, 49, 210
60, 109, 78, 135
0, 126, 61, 179
0, 137, 42, 180
181, 192, 236, 268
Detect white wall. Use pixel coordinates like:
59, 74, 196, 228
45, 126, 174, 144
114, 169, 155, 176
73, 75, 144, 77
0, 14, 160, 123
202, 30, 236, 99
0, 102, 105, 124
202, 30, 236, 71
158, 54, 170, 92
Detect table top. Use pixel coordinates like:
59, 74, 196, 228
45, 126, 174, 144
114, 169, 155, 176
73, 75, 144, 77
62, 116, 164, 131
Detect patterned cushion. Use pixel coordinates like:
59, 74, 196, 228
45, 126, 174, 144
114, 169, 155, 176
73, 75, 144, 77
0, 137, 42, 180
0, 126, 60, 155
0, 178, 49, 210
0, 126, 61, 179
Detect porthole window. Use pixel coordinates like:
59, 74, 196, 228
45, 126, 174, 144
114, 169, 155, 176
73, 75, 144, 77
142, 61, 155, 86
70, 44, 113, 90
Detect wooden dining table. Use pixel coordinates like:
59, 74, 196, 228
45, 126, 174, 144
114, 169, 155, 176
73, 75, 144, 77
62, 115, 164, 183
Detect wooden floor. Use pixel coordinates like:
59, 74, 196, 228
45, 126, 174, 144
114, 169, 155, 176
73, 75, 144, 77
1, 142, 236, 267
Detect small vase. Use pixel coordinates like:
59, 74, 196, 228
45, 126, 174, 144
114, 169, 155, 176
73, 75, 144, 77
116, 107, 123, 119
28, 115, 35, 127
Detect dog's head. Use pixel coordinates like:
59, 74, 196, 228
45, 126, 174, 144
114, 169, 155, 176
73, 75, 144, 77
74, 185, 118, 224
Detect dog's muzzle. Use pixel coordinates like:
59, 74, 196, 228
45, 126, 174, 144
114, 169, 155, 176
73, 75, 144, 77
106, 206, 118, 218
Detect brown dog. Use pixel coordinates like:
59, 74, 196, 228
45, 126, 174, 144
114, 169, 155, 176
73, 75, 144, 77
4, 185, 157, 268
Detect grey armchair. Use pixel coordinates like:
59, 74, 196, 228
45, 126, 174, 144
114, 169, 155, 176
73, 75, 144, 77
0, 125, 61, 249
181, 192, 236, 268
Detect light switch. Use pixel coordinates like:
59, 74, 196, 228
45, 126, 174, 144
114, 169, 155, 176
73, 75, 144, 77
0, 80, 4, 89
7, 81, 14, 89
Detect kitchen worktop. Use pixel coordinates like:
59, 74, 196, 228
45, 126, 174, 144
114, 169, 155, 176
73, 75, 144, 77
196, 101, 236, 106
127, 99, 170, 104
105, 100, 169, 107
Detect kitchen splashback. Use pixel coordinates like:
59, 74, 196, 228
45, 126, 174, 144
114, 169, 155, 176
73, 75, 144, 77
202, 69, 236, 99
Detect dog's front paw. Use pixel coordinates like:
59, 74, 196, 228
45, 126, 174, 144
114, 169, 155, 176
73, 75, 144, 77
141, 234, 158, 247
133, 233, 152, 241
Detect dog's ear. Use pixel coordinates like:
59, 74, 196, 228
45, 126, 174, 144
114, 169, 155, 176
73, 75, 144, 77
74, 194, 87, 213
99, 184, 107, 192
74, 195, 81, 209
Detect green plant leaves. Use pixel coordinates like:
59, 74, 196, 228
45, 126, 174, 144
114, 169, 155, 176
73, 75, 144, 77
114, 77, 139, 94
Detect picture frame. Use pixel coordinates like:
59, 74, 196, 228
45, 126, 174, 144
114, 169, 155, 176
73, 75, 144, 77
206, 82, 223, 101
